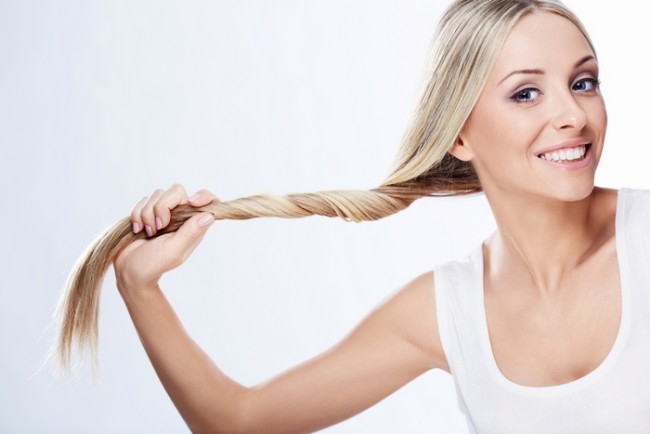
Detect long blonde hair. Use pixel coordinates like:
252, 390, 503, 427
55, 0, 595, 370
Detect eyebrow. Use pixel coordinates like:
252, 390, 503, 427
498, 54, 596, 85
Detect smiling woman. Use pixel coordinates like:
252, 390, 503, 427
51, 0, 650, 433
451, 12, 607, 202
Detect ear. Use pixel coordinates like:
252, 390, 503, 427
448, 136, 475, 162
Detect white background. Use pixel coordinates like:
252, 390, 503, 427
1, 1, 648, 433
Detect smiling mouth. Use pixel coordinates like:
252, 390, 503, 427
537, 144, 591, 162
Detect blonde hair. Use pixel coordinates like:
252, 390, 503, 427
55, 0, 595, 370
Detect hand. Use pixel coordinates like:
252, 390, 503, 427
114, 184, 218, 294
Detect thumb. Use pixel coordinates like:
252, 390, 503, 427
168, 212, 215, 262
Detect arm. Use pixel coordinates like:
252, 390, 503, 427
117, 185, 448, 434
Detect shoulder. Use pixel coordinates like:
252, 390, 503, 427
602, 187, 650, 227
616, 187, 650, 210
612, 188, 650, 253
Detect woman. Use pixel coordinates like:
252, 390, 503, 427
56, 0, 650, 432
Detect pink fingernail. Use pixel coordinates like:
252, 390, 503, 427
145, 225, 153, 237
198, 213, 214, 227
188, 193, 200, 202
155, 216, 163, 230
132, 222, 141, 233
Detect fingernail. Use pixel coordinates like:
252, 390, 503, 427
132, 222, 141, 233
198, 213, 215, 227
188, 193, 200, 202
145, 224, 153, 237
155, 216, 163, 230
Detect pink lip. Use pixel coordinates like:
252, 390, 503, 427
536, 144, 593, 170
535, 138, 591, 156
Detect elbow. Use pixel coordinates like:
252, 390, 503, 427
188, 415, 249, 434
187, 390, 258, 434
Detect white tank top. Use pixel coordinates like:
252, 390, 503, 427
434, 189, 650, 433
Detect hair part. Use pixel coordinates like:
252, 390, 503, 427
54, 0, 596, 371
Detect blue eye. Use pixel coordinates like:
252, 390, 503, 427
510, 88, 540, 104
573, 77, 600, 92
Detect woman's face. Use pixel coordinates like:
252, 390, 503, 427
453, 12, 606, 203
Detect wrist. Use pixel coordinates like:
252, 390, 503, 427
116, 274, 161, 300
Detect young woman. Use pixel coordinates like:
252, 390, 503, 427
56, 0, 650, 432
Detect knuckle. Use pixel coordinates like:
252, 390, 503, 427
170, 183, 186, 194
131, 196, 147, 214
141, 199, 154, 213
141, 202, 156, 224
198, 189, 219, 201
153, 202, 167, 215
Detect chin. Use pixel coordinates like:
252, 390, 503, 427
542, 179, 596, 203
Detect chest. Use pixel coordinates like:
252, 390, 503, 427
483, 250, 621, 387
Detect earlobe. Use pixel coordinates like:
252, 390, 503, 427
449, 137, 474, 162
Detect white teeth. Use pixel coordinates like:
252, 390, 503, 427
539, 145, 586, 162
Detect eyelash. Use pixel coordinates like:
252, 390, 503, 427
509, 77, 601, 104
572, 77, 601, 92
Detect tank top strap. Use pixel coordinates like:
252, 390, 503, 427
434, 247, 487, 420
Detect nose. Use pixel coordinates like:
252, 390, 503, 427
551, 90, 587, 131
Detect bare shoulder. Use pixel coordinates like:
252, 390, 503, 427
365, 271, 449, 372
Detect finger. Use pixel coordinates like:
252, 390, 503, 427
141, 189, 164, 237
187, 189, 220, 207
130, 196, 149, 234
153, 184, 189, 230
167, 212, 215, 265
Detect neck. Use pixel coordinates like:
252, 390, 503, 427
484, 188, 607, 294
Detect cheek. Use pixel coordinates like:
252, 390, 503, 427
467, 106, 532, 159
596, 101, 608, 132
585, 96, 607, 130
464, 106, 503, 152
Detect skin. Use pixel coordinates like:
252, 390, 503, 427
116, 11, 618, 433
450, 11, 617, 386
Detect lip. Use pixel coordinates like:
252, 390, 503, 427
535, 138, 591, 157
536, 143, 593, 170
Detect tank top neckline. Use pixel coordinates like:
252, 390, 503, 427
473, 189, 632, 397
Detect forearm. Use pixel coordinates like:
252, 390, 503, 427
119, 285, 249, 434
111, 186, 442, 434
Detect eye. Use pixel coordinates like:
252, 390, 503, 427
510, 87, 541, 104
572, 77, 601, 92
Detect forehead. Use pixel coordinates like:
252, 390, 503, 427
490, 12, 594, 80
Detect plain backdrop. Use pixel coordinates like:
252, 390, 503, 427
1, 1, 648, 433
